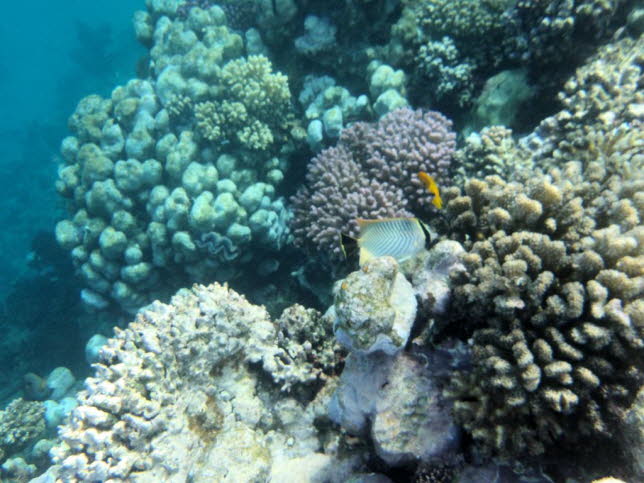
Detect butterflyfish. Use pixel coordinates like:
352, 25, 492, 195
341, 217, 432, 266
417, 171, 442, 209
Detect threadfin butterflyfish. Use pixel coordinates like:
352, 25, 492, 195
340, 217, 432, 266
418, 171, 442, 209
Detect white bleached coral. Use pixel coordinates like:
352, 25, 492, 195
44, 283, 356, 481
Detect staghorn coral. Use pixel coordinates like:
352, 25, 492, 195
46, 283, 356, 481
443, 158, 643, 459
290, 108, 455, 262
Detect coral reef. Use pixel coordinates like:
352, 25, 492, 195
56, 5, 296, 312
386, 0, 512, 108
331, 256, 417, 355
44, 283, 354, 481
505, 0, 633, 72
290, 108, 455, 262
0, 399, 46, 465
327, 245, 469, 468
443, 157, 643, 458
523, 35, 643, 170
452, 126, 533, 185
620, 386, 644, 479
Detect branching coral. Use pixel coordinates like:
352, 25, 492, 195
194, 55, 292, 151
443, 158, 643, 458
290, 144, 412, 262
506, 0, 632, 70
290, 108, 455, 262
386, 0, 512, 107
525, 35, 644, 169
452, 126, 534, 185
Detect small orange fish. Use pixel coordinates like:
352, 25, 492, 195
418, 171, 442, 209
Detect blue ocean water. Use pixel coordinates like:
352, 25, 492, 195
0, 0, 144, 293
0, 1, 641, 481
0, 1, 144, 403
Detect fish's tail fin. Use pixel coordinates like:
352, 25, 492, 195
340, 233, 359, 261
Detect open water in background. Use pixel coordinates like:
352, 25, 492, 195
0, 0, 144, 295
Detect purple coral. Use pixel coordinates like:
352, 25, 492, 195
342, 108, 455, 212
290, 108, 455, 261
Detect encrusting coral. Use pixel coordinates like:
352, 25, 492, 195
442, 156, 643, 458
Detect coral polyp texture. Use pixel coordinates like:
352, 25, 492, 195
45, 283, 350, 482
55, 5, 296, 312
290, 108, 455, 262
525, 35, 644, 169
443, 157, 643, 458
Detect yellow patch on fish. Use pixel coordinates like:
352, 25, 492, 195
342, 217, 431, 266
418, 171, 443, 209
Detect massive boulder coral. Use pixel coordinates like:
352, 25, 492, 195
442, 158, 643, 459
55, 5, 295, 312
43, 283, 353, 482
290, 108, 455, 262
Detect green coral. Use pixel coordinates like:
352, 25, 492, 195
192, 55, 291, 152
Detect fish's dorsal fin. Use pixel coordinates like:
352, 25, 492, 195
357, 217, 418, 230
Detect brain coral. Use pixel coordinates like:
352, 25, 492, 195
442, 156, 643, 458
47, 283, 347, 481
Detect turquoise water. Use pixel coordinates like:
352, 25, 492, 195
0, 1, 641, 481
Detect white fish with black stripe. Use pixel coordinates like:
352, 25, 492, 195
340, 217, 432, 267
